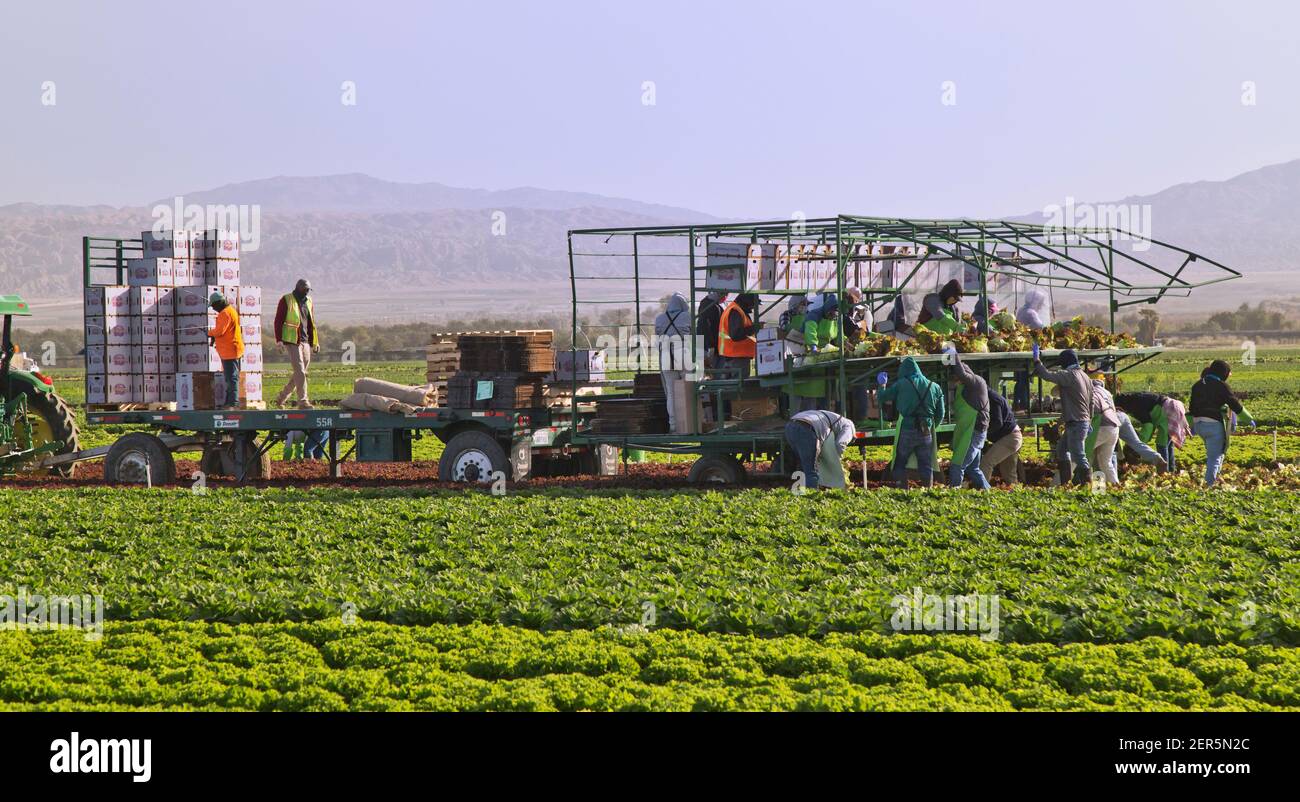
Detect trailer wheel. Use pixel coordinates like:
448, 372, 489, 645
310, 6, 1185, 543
439, 431, 508, 483
201, 438, 270, 480
688, 455, 746, 485
104, 433, 175, 485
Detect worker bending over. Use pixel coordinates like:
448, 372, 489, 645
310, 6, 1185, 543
981, 384, 1022, 485
784, 409, 856, 490
947, 350, 990, 489
878, 357, 945, 488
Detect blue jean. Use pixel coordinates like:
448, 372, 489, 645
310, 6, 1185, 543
221, 358, 242, 408
949, 428, 990, 489
1060, 419, 1091, 485
1013, 369, 1029, 409
893, 428, 935, 488
1159, 438, 1176, 472
306, 430, 329, 460
785, 420, 821, 489
1194, 418, 1227, 486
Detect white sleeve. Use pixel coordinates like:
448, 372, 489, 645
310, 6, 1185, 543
835, 417, 856, 451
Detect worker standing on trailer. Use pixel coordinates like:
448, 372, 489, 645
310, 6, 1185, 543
946, 350, 991, 489
916, 279, 963, 335
981, 384, 1023, 485
654, 292, 691, 431
1032, 345, 1092, 486
206, 291, 244, 411
696, 290, 727, 370
878, 357, 945, 488
1014, 289, 1052, 409
718, 292, 760, 380
1189, 359, 1254, 487
784, 409, 855, 490
273, 279, 319, 409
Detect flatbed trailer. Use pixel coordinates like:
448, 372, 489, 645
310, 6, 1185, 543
565, 214, 1238, 484
54, 403, 612, 484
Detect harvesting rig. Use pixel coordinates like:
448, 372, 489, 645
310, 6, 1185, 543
0, 294, 80, 476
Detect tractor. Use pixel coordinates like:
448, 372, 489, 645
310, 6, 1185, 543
0, 294, 80, 476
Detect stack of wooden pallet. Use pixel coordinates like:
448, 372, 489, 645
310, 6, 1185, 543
445, 330, 554, 410
590, 396, 669, 435
425, 335, 460, 408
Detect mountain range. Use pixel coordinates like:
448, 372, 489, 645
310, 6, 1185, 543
3, 165, 1297, 328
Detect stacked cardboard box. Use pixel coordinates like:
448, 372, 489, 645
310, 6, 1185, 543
84, 229, 262, 408
446, 330, 553, 411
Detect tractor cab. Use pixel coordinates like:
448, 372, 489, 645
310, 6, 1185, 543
0, 294, 79, 475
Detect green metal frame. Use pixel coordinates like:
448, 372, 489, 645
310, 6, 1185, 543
564, 215, 1240, 464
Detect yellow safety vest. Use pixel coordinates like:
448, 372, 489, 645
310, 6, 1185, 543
280, 293, 318, 346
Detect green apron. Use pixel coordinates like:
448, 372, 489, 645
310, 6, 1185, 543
950, 389, 977, 465
920, 308, 961, 335
1138, 405, 1171, 448
815, 431, 847, 489
791, 317, 837, 400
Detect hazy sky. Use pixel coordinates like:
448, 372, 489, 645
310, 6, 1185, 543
2, 0, 1297, 218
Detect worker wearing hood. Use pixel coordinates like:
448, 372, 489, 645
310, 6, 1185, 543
916, 279, 963, 335
1033, 346, 1093, 485
696, 291, 727, 369
1017, 288, 1051, 330
655, 292, 691, 430
877, 357, 945, 488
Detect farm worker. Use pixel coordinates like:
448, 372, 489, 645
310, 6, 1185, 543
946, 351, 991, 489
273, 278, 319, 410
781, 295, 812, 412
1188, 359, 1254, 487
973, 297, 998, 332
696, 291, 727, 370
1083, 372, 1121, 485
784, 409, 855, 490
1115, 410, 1167, 472
305, 430, 330, 460
654, 293, 691, 431
1014, 289, 1052, 409
1032, 345, 1093, 486
843, 287, 870, 336
792, 293, 840, 411
1115, 391, 1184, 472
980, 384, 1022, 485
282, 430, 306, 461
718, 293, 760, 381
206, 292, 244, 411
878, 357, 945, 489
916, 279, 963, 335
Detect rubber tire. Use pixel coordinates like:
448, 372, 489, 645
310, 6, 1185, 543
438, 430, 509, 483
104, 433, 176, 485
19, 386, 80, 477
687, 455, 747, 485
200, 438, 270, 480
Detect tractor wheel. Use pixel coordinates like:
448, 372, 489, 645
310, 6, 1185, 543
687, 455, 747, 485
438, 430, 508, 483
20, 386, 80, 476
104, 433, 176, 485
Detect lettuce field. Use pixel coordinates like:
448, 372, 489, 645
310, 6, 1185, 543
4, 347, 1299, 711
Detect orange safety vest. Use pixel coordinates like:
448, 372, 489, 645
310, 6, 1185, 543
718, 302, 757, 358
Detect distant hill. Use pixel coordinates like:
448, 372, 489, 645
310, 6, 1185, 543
4, 163, 1299, 327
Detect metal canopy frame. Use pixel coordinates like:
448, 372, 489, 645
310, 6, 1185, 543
565, 214, 1240, 448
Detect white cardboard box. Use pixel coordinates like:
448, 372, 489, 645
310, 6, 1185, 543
104, 344, 134, 373
85, 346, 107, 373
204, 259, 240, 286
241, 372, 263, 402
177, 343, 222, 372
158, 345, 176, 374
104, 315, 134, 346
238, 285, 262, 316
176, 372, 193, 410
127, 258, 174, 287
241, 343, 264, 371
240, 320, 262, 344
140, 374, 161, 404
704, 242, 776, 292
175, 318, 210, 345
85, 374, 107, 405
157, 316, 175, 343
138, 345, 161, 374
155, 288, 175, 318
137, 316, 160, 345
757, 339, 793, 377
105, 374, 134, 404
554, 349, 606, 381
84, 317, 106, 346
160, 374, 176, 403
173, 285, 217, 316
129, 286, 159, 315
188, 230, 205, 260
142, 230, 189, 259
206, 229, 239, 260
